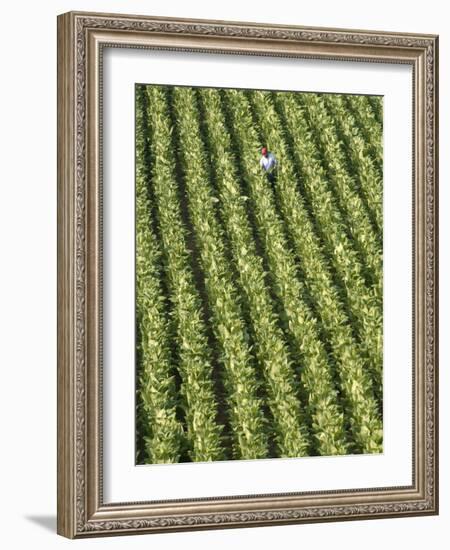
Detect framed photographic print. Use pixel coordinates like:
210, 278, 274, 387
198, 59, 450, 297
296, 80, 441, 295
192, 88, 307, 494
57, 11, 439, 538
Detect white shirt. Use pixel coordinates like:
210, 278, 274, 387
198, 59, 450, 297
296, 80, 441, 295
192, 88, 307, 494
260, 152, 277, 172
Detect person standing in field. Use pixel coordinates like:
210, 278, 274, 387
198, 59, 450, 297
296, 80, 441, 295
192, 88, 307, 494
260, 147, 278, 186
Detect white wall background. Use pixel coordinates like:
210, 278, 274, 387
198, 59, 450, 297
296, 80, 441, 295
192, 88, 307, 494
0, 0, 447, 548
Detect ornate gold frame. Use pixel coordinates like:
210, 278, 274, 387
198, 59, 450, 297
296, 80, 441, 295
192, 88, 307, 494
57, 11, 439, 538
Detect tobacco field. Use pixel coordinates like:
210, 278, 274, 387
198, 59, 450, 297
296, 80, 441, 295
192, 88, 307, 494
135, 84, 383, 464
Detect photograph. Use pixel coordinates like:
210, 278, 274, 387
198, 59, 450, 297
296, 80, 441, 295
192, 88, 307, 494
135, 83, 384, 464
0, 0, 446, 544
55, 10, 438, 538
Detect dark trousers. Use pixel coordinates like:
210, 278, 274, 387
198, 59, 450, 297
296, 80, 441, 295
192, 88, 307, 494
266, 171, 276, 186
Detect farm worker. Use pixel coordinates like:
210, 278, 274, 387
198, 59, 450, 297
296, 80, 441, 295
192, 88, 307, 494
260, 147, 277, 185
